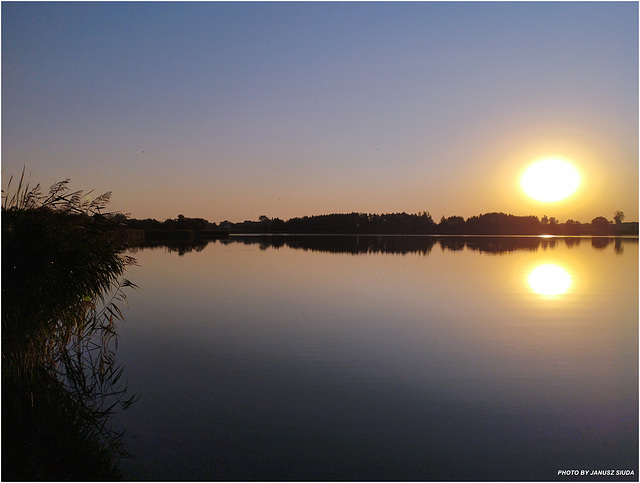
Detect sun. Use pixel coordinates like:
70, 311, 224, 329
520, 158, 581, 202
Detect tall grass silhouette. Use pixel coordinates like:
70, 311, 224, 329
2, 169, 138, 480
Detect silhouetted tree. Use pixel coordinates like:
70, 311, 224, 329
564, 219, 582, 235
614, 210, 625, 224
271, 217, 286, 232
591, 216, 611, 235
438, 215, 465, 234
463, 212, 541, 235
160, 214, 209, 231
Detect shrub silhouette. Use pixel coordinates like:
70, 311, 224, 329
2, 172, 137, 480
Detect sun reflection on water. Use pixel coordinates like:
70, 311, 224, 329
527, 263, 572, 296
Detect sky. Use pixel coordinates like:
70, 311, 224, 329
2, 1, 638, 224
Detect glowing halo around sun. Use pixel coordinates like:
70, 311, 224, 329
520, 158, 581, 202
527, 264, 572, 296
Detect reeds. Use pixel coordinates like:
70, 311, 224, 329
3, 167, 113, 215
2, 169, 137, 480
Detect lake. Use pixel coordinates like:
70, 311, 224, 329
113, 235, 638, 481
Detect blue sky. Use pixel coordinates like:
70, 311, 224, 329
3, 2, 638, 222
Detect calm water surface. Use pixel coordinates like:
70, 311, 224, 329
113, 236, 638, 480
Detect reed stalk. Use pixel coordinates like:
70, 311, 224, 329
2, 169, 137, 480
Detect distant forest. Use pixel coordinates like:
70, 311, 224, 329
123, 211, 638, 236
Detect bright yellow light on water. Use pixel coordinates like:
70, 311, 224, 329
520, 158, 581, 202
528, 264, 572, 296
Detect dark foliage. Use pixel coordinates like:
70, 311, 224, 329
127, 210, 635, 236
223, 211, 631, 235
591, 216, 611, 235
125, 214, 215, 231
2, 172, 137, 480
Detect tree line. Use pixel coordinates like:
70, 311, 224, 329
123, 213, 213, 231
126, 210, 637, 236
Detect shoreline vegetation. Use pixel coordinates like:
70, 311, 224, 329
2, 175, 137, 480
123, 211, 638, 244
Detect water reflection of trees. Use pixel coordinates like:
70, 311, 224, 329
224, 235, 633, 255
129, 238, 211, 256
564, 237, 581, 248
134, 235, 636, 256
